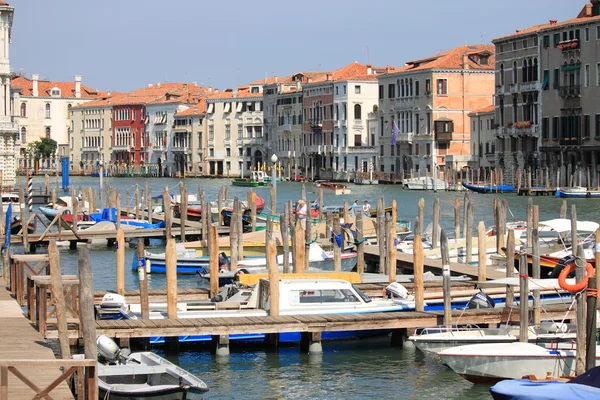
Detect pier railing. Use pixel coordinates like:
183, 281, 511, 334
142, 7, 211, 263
0, 359, 97, 400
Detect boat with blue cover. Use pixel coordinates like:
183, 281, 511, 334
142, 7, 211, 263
462, 183, 516, 193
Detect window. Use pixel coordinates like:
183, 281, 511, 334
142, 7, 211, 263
425, 79, 431, 95
20, 127, 26, 143
584, 115, 590, 138
343, 85, 346, 94
585, 64, 590, 87
542, 117, 549, 138
596, 114, 600, 138
434, 120, 454, 133
522, 39, 528, 48
226, 147, 231, 157
513, 61, 518, 84
597, 63, 600, 86
355, 85, 361, 94
388, 83, 395, 98
378, 85, 383, 99
552, 116, 559, 139
553, 33, 560, 47
45, 103, 51, 118
585, 27, 590, 42
354, 104, 361, 120
415, 80, 419, 96
553, 68, 560, 89
543, 35, 550, 48
542, 70, 549, 90
597, 26, 600, 40
20, 102, 26, 117
209, 148, 214, 157
45, 127, 51, 139
512, 41, 517, 51
436, 79, 447, 95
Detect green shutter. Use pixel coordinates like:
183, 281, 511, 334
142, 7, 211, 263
542, 71, 550, 90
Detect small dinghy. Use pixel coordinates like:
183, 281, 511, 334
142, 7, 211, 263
96, 335, 209, 399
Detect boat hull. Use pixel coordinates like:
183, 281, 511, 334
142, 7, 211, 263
462, 183, 516, 193
556, 187, 600, 198
99, 387, 206, 400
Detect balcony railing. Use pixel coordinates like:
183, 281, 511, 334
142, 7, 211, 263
486, 153, 497, 163
560, 137, 581, 146
435, 132, 453, 142
346, 145, 377, 154
310, 118, 323, 128
558, 39, 579, 52
519, 81, 539, 92
559, 85, 581, 98
282, 123, 292, 132
82, 146, 101, 152
398, 133, 413, 143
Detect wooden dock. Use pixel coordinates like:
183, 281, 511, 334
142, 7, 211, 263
363, 245, 508, 281
517, 187, 558, 196
0, 278, 95, 399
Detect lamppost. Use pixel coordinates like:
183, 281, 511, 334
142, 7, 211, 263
271, 153, 278, 192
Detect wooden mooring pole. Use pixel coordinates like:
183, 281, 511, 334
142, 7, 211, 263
440, 229, 452, 328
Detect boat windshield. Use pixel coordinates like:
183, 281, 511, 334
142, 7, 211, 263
352, 285, 372, 303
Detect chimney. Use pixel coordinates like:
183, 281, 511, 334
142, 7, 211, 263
193, 81, 198, 86
233, 88, 238, 97
74, 75, 82, 98
275, 76, 278, 83
385, 65, 391, 73
366, 64, 373, 75
549, 19, 557, 25
463, 54, 470, 70
147, 84, 154, 88
296, 80, 301, 92
326, 73, 332, 81
157, 82, 161, 88
32, 73, 39, 97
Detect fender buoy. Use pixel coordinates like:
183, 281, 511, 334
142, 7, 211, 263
558, 261, 594, 292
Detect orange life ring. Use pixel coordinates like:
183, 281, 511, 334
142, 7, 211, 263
558, 261, 594, 292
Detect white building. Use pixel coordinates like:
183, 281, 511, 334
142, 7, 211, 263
0, 1, 17, 187
468, 105, 497, 175
12, 74, 103, 168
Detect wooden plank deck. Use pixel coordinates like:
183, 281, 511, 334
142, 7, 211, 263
95, 304, 573, 340
0, 278, 74, 399
363, 245, 507, 281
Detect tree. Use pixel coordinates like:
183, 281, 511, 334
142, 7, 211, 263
27, 137, 57, 159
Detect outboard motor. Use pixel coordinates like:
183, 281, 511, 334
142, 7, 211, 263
549, 254, 577, 278
100, 293, 127, 309
218, 252, 230, 269
97, 335, 122, 364
467, 291, 495, 309
384, 282, 409, 300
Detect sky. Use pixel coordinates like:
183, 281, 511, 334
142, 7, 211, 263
10, 0, 581, 93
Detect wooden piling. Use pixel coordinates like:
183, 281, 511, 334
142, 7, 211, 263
146, 184, 153, 224
440, 230, 452, 328
137, 239, 149, 320
413, 232, 425, 312
165, 237, 178, 319
116, 228, 125, 295
135, 185, 140, 220
526, 198, 533, 247
78, 243, 97, 360
356, 212, 365, 274
588, 229, 600, 371
518, 253, 528, 343
217, 187, 224, 226
49, 240, 71, 359
477, 221, 486, 282
417, 198, 424, 237
318, 189, 324, 221
505, 229, 516, 307
125, 188, 130, 217
454, 198, 460, 240
201, 190, 208, 241
270, 185, 276, 215
209, 225, 219, 297
304, 208, 311, 273
560, 200, 567, 219
333, 216, 342, 272
230, 197, 239, 272
575, 242, 586, 375
387, 214, 397, 283
282, 202, 291, 274
293, 220, 305, 274
20, 187, 29, 253
532, 205, 540, 326
116, 194, 121, 227
163, 187, 172, 239
432, 198, 440, 249
377, 198, 386, 274
465, 202, 473, 265
266, 216, 280, 316
180, 184, 187, 242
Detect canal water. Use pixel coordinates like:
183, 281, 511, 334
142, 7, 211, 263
20, 175, 600, 399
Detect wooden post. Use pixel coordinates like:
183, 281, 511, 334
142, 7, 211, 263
465, 202, 473, 265
293, 220, 305, 273
387, 214, 397, 283
588, 229, 600, 371
304, 204, 311, 273
180, 184, 187, 242
146, 184, 153, 224
217, 187, 224, 226
356, 212, 365, 274
19, 187, 29, 253
116, 228, 125, 295
377, 198, 386, 274
125, 188, 130, 217
454, 198, 461, 240
282, 202, 291, 274
560, 200, 567, 219
116, 194, 121, 227
519, 253, 529, 343
432, 198, 440, 249
78, 243, 97, 360
236, 200, 243, 260
526, 198, 533, 248
201, 190, 208, 241
44, 174, 50, 196
318, 189, 324, 221
266, 216, 280, 316
165, 237, 178, 319
163, 187, 171, 239
413, 232, 424, 312
417, 198, 424, 237
532, 205, 541, 327
137, 239, 149, 320
440, 230, 452, 328
477, 221, 487, 282
230, 197, 239, 272
333, 216, 342, 272
575, 243, 586, 375
248, 189, 257, 233
135, 185, 140, 220
270, 185, 276, 215
209, 225, 219, 297
49, 240, 71, 359
505, 229, 516, 307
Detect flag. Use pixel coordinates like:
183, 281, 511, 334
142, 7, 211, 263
391, 120, 399, 146
3, 203, 11, 253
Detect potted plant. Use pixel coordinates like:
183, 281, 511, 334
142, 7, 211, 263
507, 122, 513, 128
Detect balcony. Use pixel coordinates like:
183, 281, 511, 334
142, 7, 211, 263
111, 144, 129, 151
560, 137, 581, 146
519, 81, 539, 92
559, 85, 581, 98
282, 123, 292, 132
243, 137, 264, 145
309, 118, 323, 128
558, 39, 579, 52
352, 120, 363, 129
346, 146, 377, 154
306, 145, 322, 154
486, 153, 497, 164
510, 83, 519, 93
398, 133, 414, 143
82, 146, 101, 153
435, 132, 453, 142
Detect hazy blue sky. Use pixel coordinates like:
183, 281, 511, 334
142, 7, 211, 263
11, 0, 580, 93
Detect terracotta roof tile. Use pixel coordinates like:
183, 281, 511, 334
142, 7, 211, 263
468, 105, 495, 116
12, 76, 104, 98
493, 13, 600, 42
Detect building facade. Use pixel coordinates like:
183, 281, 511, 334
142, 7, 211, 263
468, 105, 497, 176
173, 99, 206, 176
377, 45, 496, 181
0, 1, 18, 186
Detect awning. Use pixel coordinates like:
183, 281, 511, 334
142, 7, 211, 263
478, 277, 572, 290
236, 103, 243, 112
224, 103, 231, 113
207, 103, 214, 113
561, 64, 581, 72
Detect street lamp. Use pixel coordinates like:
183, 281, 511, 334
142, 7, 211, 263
271, 153, 278, 192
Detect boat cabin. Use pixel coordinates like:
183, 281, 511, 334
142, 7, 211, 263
251, 171, 266, 182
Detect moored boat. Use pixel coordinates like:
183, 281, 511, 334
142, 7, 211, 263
232, 171, 268, 187
403, 177, 448, 190
462, 182, 516, 193
555, 186, 600, 198
312, 180, 351, 195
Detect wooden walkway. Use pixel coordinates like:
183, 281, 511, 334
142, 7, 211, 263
363, 245, 507, 281
0, 278, 75, 399
95, 304, 573, 340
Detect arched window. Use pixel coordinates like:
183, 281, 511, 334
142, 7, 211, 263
401, 79, 405, 97
522, 59, 528, 83
45, 103, 51, 118
500, 64, 505, 85
533, 58, 538, 81
45, 127, 51, 139
397, 79, 401, 96
20, 127, 26, 143
20, 102, 26, 117
354, 104, 362, 120
513, 61, 518, 84
409, 79, 413, 97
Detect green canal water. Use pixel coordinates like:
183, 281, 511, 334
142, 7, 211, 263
23, 175, 600, 399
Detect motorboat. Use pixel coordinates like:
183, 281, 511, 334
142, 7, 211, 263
1, 192, 20, 214
555, 186, 600, 198
232, 171, 268, 187
462, 182, 516, 193
438, 341, 600, 384
96, 335, 209, 399
403, 177, 447, 191
96, 279, 417, 343
312, 180, 351, 195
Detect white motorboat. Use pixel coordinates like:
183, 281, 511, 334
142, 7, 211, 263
312, 180, 352, 195
402, 177, 447, 190
96, 335, 209, 399
1, 192, 20, 214
437, 341, 600, 383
